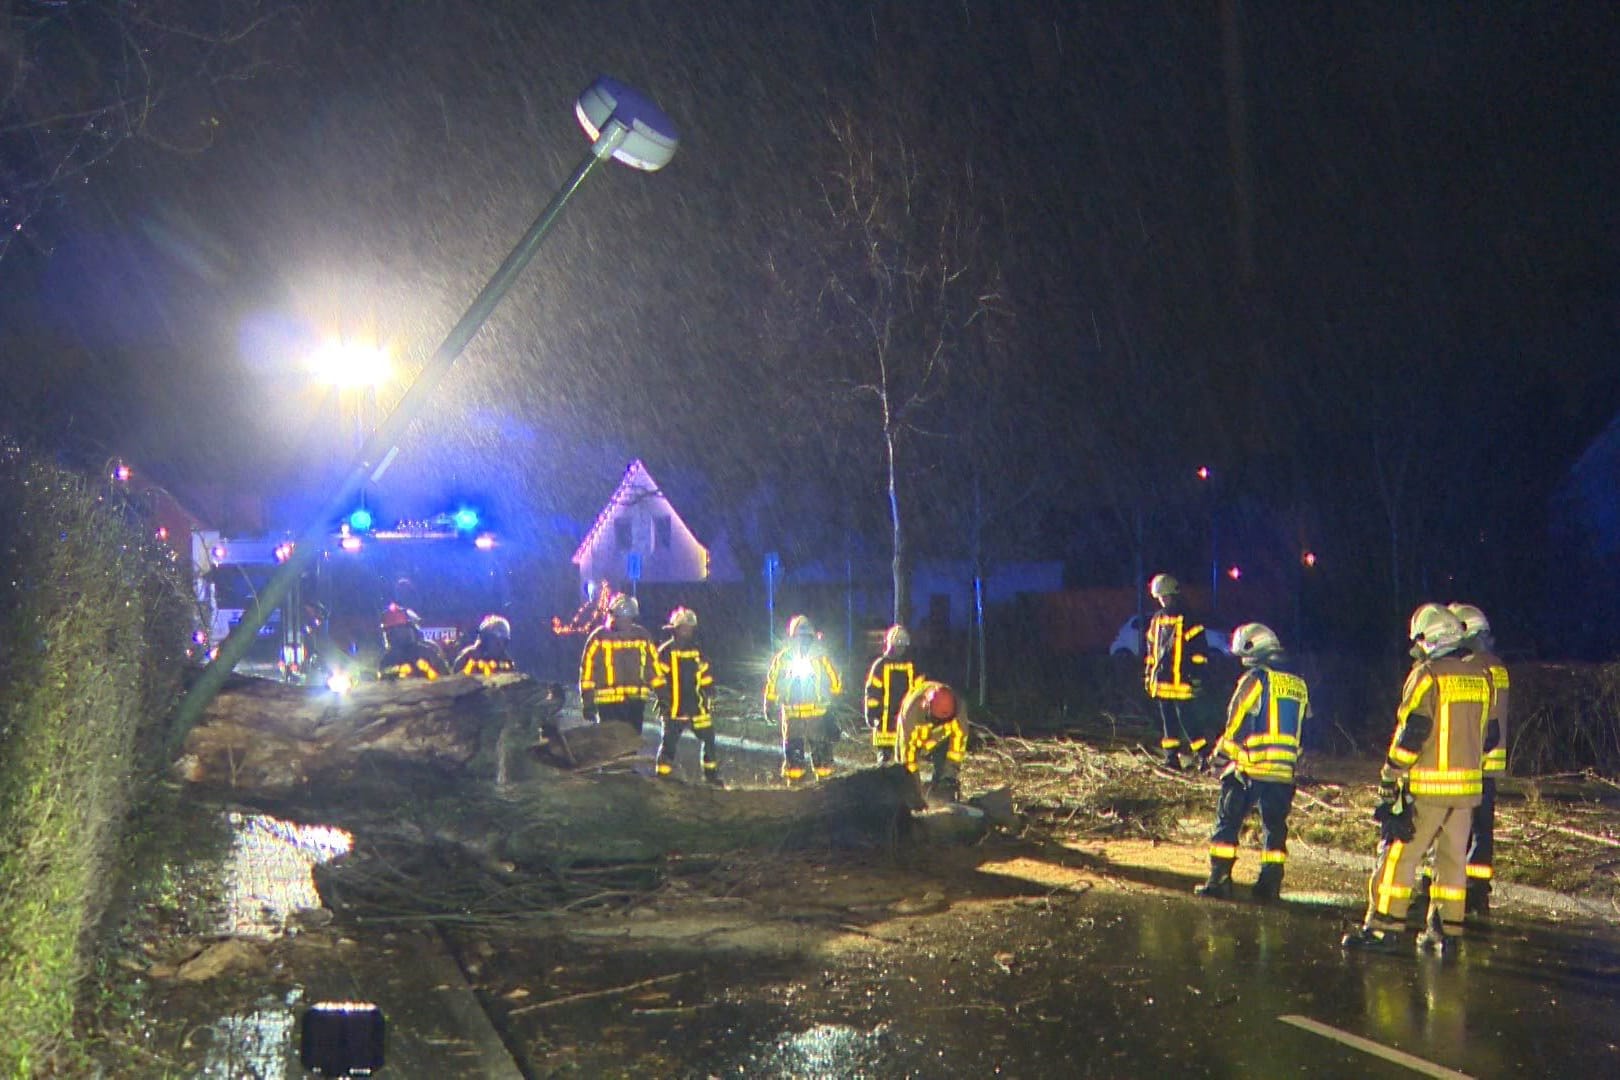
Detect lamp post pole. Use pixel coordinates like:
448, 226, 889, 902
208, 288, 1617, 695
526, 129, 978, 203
170, 78, 678, 754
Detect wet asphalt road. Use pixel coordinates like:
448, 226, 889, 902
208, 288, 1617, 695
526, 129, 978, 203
490, 723, 1620, 1078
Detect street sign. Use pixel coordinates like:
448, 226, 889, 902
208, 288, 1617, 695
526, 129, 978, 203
626, 551, 643, 582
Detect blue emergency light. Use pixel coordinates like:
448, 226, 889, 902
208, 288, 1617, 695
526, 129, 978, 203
452, 508, 480, 532
348, 507, 374, 532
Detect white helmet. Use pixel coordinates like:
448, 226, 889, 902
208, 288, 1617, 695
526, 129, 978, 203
609, 594, 639, 621
1409, 603, 1464, 658
1230, 622, 1281, 665
883, 624, 910, 653
1447, 602, 1490, 642
1149, 573, 1179, 601
787, 614, 815, 639
665, 606, 698, 630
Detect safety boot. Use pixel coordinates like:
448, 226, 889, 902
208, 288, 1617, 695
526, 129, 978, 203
1252, 864, 1284, 904
1465, 880, 1491, 921
1415, 910, 1456, 956
1341, 924, 1404, 954
1194, 860, 1235, 900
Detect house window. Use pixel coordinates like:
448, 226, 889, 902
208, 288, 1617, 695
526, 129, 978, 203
615, 519, 633, 551
655, 515, 672, 551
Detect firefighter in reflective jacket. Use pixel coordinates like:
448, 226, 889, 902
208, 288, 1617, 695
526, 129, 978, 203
579, 594, 664, 734
378, 604, 449, 680
1343, 604, 1491, 954
1144, 573, 1213, 768
896, 679, 969, 803
864, 624, 917, 764
1450, 602, 1509, 918
655, 607, 721, 785
763, 615, 843, 783
453, 614, 518, 676
1194, 623, 1310, 902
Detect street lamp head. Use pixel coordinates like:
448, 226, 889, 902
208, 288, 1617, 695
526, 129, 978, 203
1195, 465, 1211, 481
575, 76, 679, 171
311, 340, 390, 387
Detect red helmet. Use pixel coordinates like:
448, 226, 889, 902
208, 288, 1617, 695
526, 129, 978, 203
380, 604, 417, 630
926, 684, 958, 721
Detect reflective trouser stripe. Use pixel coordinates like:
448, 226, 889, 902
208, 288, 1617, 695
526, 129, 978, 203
1209, 843, 1239, 859
1466, 864, 1493, 880
1260, 850, 1287, 864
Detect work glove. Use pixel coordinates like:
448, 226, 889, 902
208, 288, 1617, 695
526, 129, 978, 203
1372, 781, 1415, 843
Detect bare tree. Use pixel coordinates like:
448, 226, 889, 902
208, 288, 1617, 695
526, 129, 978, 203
0, 0, 299, 261
809, 110, 1000, 627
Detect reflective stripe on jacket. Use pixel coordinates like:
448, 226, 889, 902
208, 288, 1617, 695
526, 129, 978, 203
1468, 649, 1510, 776
764, 645, 842, 719
579, 624, 664, 703
1219, 665, 1310, 783
864, 657, 916, 746
1145, 609, 1208, 700
895, 679, 969, 772
1385, 656, 1488, 804
658, 640, 714, 723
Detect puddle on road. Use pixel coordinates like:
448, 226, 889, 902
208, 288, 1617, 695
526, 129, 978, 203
219, 812, 352, 937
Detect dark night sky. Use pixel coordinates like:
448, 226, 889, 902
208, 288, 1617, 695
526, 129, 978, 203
2, 1, 1617, 650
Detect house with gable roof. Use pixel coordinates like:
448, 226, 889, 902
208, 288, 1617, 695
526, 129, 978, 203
572, 460, 740, 592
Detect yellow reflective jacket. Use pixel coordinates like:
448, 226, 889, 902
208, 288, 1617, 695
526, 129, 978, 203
1383, 655, 1487, 806
864, 655, 917, 746
1218, 664, 1311, 783
579, 622, 664, 705
1144, 606, 1209, 700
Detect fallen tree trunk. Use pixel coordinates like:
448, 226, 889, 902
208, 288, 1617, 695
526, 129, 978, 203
173, 673, 552, 789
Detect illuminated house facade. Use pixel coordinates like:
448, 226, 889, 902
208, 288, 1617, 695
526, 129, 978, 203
573, 460, 737, 590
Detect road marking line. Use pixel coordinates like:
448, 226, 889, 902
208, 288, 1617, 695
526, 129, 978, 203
1278, 1014, 1474, 1079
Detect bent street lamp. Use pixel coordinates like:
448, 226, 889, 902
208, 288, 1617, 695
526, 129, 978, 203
171, 77, 679, 750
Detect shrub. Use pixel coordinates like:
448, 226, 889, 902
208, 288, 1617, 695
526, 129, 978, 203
0, 450, 192, 1073
1509, 662, 1620, 777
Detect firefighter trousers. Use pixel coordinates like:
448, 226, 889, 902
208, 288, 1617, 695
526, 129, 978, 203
1466, 777, 1496, 889
1156, 698, 1210, 760
657, 717, 719, 778
781, 713, 838, 781
1207, 774, 1292, 876
1365, 799, 1476, 932
597, 699, 648, 735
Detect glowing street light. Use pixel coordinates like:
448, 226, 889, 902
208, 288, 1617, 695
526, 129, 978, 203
171, 76, 680, 749
1227, 565, 1242, 581
309, 340, 390, 387
1302, 551, 1317, 568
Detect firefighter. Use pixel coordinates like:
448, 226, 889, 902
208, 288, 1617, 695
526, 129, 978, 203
1444, 602, 1509, 918
1144, 573, 1213, 769
1194, 623, 1311, 902
377, 604, 449, 680
578, 593, 664, 734
1343, 604, 1489, 955
763, 614, 843, 784
895, 679, 970, 803
864, 624, 917, 764
453, 614, 518, 676
655, 607, 721, 785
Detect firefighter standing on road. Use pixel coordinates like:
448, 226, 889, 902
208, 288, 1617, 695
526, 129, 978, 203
1144, 573, 1213, 769
454, 614, 517, 676
1450, 602, 1509, 918
763, 615, 843, 784
1343, 603, 1491, 955
655, 607, 722, 785
578, 594, 664, 734
896, 679, 970, 803
378, 604, 449, 680
864, 624, 917, 764
1194, 623, 1311, 902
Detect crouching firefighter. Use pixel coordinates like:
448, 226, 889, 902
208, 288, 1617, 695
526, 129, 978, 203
896, 679, 970, 804
1195, 623, 1311, 902
1343, 604, 1488, 955
763, 615, 843, 784
378, 604, 449, 680
655, 607, 722, 785
578, 594, 664, 734
454, 614, 518, 676
864, 624, 917, 764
